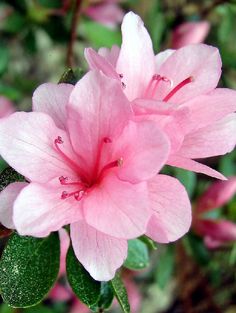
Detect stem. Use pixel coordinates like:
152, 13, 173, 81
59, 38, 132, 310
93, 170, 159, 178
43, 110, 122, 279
66, 0, 83, 67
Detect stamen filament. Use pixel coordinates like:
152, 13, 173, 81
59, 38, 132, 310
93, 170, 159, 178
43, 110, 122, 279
54, 136, 88, 183
163, 76, 193, 102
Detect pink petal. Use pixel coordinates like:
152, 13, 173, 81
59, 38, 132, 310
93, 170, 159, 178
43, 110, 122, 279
85, 3, 124, 28
178, 113, 236, 159
168, 155, 226, 180
157, 44, 222, 103
204, 236, 224, 249
124, 273, 141, 313
71, 220, 127, 281
67, 70, 132, 175
172, 21, 210, 49
146, 175, 191, 243
85, 48, 120, 80
194, 219, 236, 242
13, 182, 83, 237
83, 173, 150, 239
0, 182, 27, 229
0, 96, 15, 118
181, 88, 236, 133
155, 49, 175, 72
59, 228, 70, 276
116, 12, 155, 100
196, 177, 236, 214
132, 101, 189, 154
98, 45, 120, 66
112, 120, 170, 183
33, 83, 73, 130
0, 112, 76, 183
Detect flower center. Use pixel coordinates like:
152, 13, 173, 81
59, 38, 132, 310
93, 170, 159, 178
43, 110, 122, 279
54, 136, 123, 201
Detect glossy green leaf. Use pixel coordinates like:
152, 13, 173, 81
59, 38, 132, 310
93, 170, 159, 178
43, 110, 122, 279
0, 167, 25, 192
110, 272, 130, 313
58, 68, 85, 85
139, 235, 158, 250
124, 239, 149, 270
0, 232, 60, 308
66, 247, 101, 307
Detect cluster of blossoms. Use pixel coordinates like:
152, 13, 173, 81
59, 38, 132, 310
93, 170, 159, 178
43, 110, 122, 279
0, 12, 235, 281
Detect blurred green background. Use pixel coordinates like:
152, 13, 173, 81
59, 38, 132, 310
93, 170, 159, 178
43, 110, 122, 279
0, 0, 236, 312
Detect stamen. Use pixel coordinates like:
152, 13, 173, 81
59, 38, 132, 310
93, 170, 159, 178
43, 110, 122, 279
59, 176, 84, 187
61, 191, 69, 199
145, 74, 173, 98
74, 190, 85, 201
54, 136, 88, 182
99, 157, 123, 176
59, 176, 68, 184
55, 136, 63, 144
61, 189, 85, 201
163, 76, 193, 102
103, 137, 112, 143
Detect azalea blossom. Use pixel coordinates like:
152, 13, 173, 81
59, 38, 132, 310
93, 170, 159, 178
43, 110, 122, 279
0, 71, 191, 281
85, 12, 236, 180
84, 0, 124, 28
193, 177, 236, 249
171, 21, 210, 48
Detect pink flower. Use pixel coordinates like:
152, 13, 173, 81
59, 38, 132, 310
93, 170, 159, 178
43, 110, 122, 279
0, 96, 15, 119
84, 0, 124, 28
171, 21, 210, 49
0, 71, 191, 280
85, 12, 236, 180
193, 177, 236, 249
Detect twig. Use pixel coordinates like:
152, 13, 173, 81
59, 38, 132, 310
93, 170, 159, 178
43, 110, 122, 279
66, 0, 83, 68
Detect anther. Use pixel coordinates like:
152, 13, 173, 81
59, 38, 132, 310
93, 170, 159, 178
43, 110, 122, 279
122, 82, 126, 89
117, 157, 124, 167
103, 137, 112, 143
59, 176, 68, 184
61, 191, 69, 199
74, 190, 85, 201
55, 136, 63, 144
119, 73, 124, 78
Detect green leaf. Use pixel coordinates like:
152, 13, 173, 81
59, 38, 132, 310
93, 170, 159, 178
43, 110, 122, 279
124, 239, 149, 270
58, 68, 85, 85
81, 20, 121, 48
66, 247, 101, 307
24, 304, 54, 313
139, 235, 158, 250
0, 167, 25, 192
155, 246, 175, 289
174, 168, 196, 197
0, 232, 60, 308
97, 282, 114, 310
0, 43, 9, 77
58, 68, 77, 85
110, 272, 130, 313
